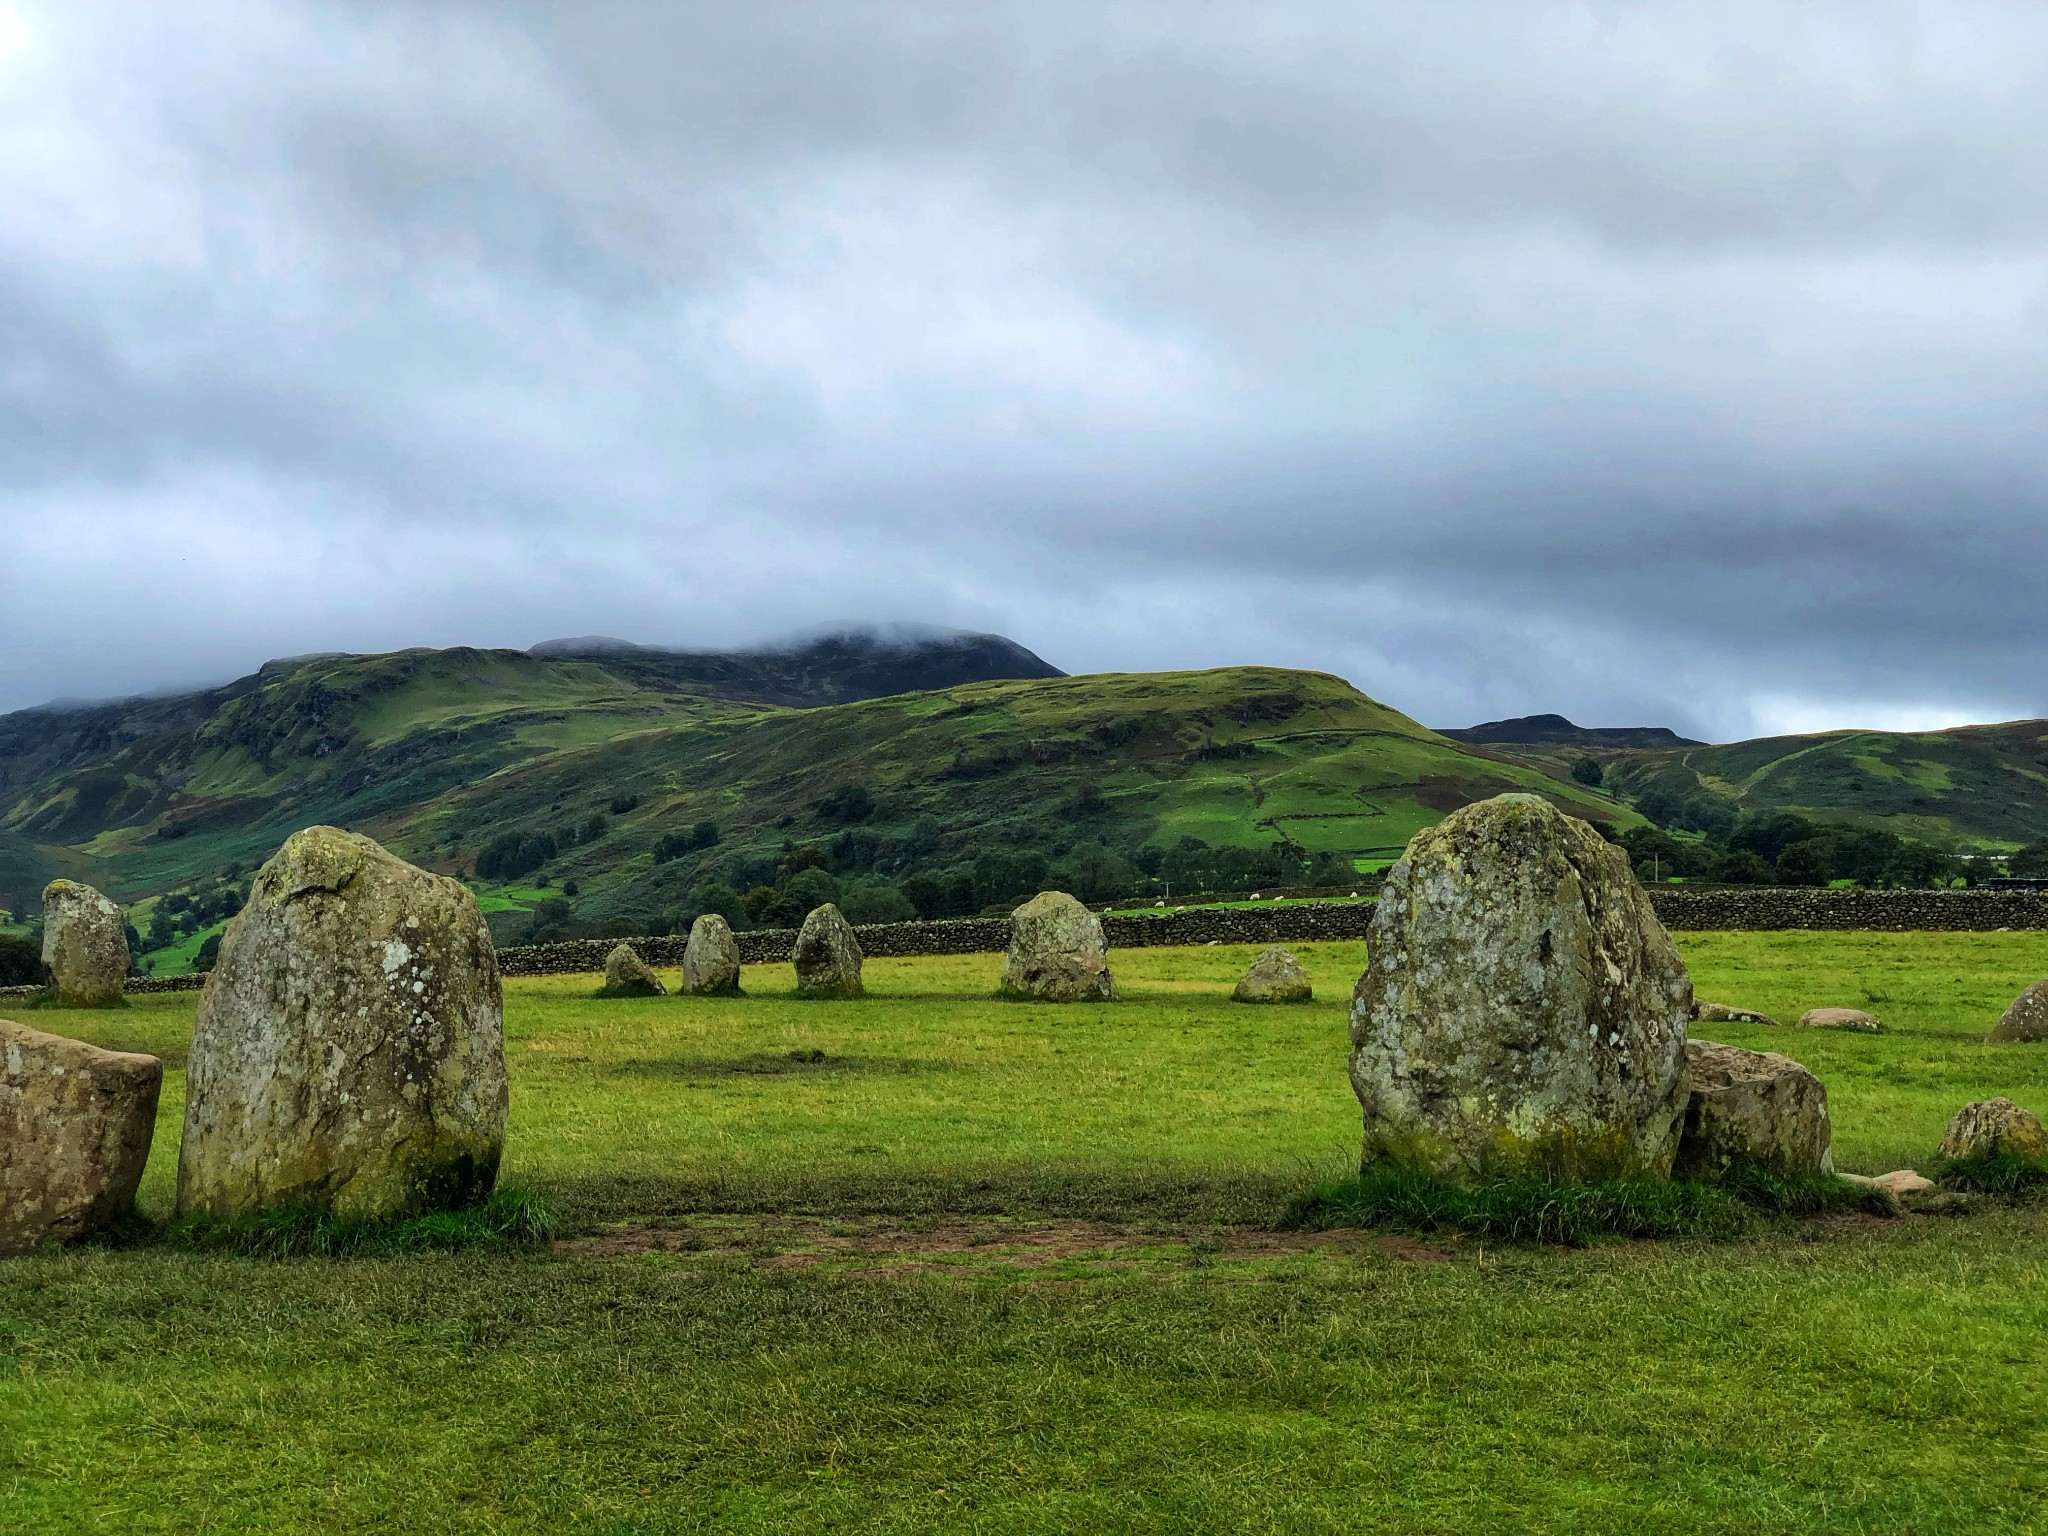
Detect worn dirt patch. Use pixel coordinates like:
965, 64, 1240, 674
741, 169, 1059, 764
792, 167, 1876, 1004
551, 1215, 1421, 1269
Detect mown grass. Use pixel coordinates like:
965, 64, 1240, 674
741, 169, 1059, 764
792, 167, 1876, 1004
5, 931, 2048, 1532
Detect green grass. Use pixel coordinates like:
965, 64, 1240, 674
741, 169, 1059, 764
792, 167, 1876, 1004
7, 932, 2048, 1532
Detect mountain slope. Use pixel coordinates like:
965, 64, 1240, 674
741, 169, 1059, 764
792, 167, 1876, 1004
1438, 714, 1705, 748
0, 649, 1635, 927
1600, 720, 2048, 850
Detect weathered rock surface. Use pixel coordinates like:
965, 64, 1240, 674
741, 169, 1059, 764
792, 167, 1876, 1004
1693, 1001, 1779, 1027
1349, 793, 1693, 1181
1938, 1097, 2048, 1161
39, 881, 128, 1008
681, 914, 742, 996
0, 1018, 161, 1257
1988, 979, 2048, 1044
177, 827, 508, 1221
1233, 945, 1313, 1004
1001, 892, 1116, 1002
1799, 1007, 1881, 1033
792, 904, 863, 998
1673, 1040, 1832, 1180
600, 942, 664, 996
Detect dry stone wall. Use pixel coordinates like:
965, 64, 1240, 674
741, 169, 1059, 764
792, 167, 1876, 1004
3, 888, 2041, 997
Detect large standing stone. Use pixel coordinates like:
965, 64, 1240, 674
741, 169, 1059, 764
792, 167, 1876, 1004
1350, 794, 1693, 1181
1987, 979, 2048, 1044
792, 904, 863, 998
1001, 891, 1116, 1002
1938, 1098, 2048, 1161
681, 914, 741, 996
39, 881, 128, 1008
600, 942, 664, 997
0, 1019, 161, 1257
177, 827, 508, 1221
1233, 945, 1313, 1004
1673, 1040, 1833, 1180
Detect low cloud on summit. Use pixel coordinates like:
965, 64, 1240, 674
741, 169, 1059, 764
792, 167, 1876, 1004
2, 1, 2043, 739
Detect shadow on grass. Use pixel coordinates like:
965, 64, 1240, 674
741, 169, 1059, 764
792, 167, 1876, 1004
1282, 1166, 1897, 1247
544, 1163, 1337, 1228
607, 1050, 956, 1081
106, 1186, 565, 1260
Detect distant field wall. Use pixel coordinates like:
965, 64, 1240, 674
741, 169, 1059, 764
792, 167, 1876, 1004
5, 890, 2043, 1002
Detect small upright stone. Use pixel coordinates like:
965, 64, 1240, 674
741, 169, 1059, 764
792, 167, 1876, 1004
681, 914, 741, 996
39, 881, 129, 1008
1233, 946, 1313, 1004
1987, 979, 2048, 1044
1002, 892, 1115, 1002
1938, 1098, 2048, 1161
1350, 793, 1692, 1181
1799, 1007, 1881, 1033
1674, 1040, 1833, 1180
600, 942, 665, 997
177, 827, 508, 1221
792, 904, 863, 998
0, 1018, 161, 1257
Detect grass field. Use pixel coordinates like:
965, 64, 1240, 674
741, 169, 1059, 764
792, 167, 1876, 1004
6, 933, 2048, 1532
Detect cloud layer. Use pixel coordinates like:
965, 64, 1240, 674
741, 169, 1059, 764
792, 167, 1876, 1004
4, 1, 2043, 738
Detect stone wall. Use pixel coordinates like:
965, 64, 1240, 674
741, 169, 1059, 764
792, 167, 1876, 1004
3, 889, 2040, 998
1645, 889, 2048, 932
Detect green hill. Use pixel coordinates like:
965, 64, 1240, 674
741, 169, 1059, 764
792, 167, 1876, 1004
0, 647, 1634, 954
1585, 721, 2048, 851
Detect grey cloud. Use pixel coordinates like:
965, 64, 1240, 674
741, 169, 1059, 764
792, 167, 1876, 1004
1, 0, 2044, 741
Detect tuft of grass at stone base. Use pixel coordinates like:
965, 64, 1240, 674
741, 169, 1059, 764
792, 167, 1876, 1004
140, 1186, 564, 1260
1284, 1166, 1891, 1246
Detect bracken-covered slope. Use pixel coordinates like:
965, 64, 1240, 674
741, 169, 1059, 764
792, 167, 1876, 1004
1599, 721, 2048, 850
0, 647, 1633, 918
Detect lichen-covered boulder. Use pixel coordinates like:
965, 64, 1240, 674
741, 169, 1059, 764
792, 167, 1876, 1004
1694, 1001, 1779, 1027
1001, 891, 1115, 1002
1673, 1040, 1832, 1180
1988, 979, 2048, 1044
39, 881, 128, 1008
792, 904, 863, 998
1799, 1007, 1881, 1033
1350, 793, 1692, 1181
600, 942, 664, 997
177, 827, 508, 1221
1233, 946, 1313, 1004
681, 914, 741, 996
0, 1019, 160, 1257
1938, 1097, 2048, 1161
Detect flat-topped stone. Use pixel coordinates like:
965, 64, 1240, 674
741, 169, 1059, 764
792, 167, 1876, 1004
1, 1018, 161, 1257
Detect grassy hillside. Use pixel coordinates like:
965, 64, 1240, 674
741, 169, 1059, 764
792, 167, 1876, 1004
1599, 720, 2048, 851
0, 649, 1633, 954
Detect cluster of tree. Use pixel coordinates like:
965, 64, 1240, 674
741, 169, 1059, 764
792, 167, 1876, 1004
143, 880, 245, 953
652, 821, 721, 864
2009, 838, 2048, 878
1613, 814, 1965, 888
0, 933, 41, 987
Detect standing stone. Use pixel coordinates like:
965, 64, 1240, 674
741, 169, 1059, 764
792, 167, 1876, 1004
792, 904, 863, 998
0, 1019, 161, 1257
1233, 946, 1313, 1004
177, 827, 508, 1221
39, 881, 128, 1008
1350, 794, 1692, 1181
1799, 1007, 1881, 1034
600, 942, 665, 997
1001, 891, 1116, 1002
1673, 1040, 1833, 1180
1938, 1098, 2048, 1161
1987, 979, 2048, 1044
681, 914, 741, 996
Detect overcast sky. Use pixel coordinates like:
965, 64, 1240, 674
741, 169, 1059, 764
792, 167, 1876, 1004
2, 2, 2043, 740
